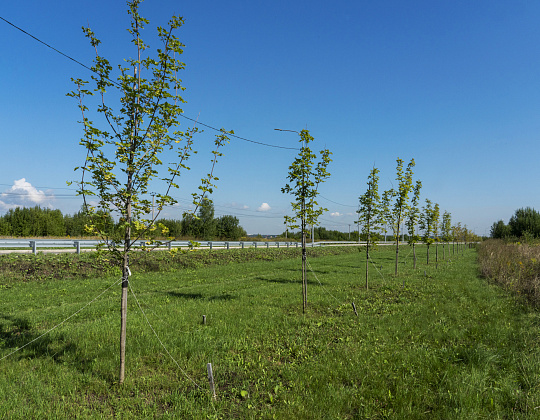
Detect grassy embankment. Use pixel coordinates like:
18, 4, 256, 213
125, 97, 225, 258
1, 244, 540, 418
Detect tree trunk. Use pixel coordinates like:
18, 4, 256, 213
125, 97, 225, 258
366, 231, 370, 290
395, 235, 399, 276
120, 191, 132, 384
119, 255, 129, 384
302, 229, 306, 313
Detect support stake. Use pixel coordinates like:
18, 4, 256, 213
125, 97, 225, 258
207, 363, 217, 400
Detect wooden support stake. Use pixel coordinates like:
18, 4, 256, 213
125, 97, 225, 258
207, 363, 217, 400
202, 315, 206, 325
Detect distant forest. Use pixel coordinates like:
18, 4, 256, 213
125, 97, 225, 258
0, 205, 362, 242
0, 205, 246, 240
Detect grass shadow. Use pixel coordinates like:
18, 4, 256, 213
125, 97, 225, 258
0, 314, 81, 365
254, 276, 328, 286
165, 291, 236, 301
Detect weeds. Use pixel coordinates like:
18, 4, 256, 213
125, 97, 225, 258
0, 246, 359, 285
478, 239, 540, 305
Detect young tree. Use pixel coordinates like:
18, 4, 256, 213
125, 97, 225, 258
420, 199, 436, 264
281, 129, 331, 313
406, 180, 422, 269
441, 211, 452, 260
68, 2, 230, 383
357, 166, 381, 290
379, 189, 395, 242
453, 222, 463, 255
432, 203, 440, 267
390, 158, 415, 276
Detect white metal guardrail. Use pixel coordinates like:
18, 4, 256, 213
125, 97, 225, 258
0, 239, 362, 255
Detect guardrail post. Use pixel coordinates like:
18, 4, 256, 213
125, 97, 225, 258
30, 240, 37, 255
208, 241, 212, 250
254, 242, 257, 249
168, 241, 172, 251
296, 242, 299, 248
287, 242, 290, 248
276, 242, 279, 248
241, 242, 244, 249
226, 242, 229, 250
266, 242, 269, 249
75, 241, 81, 255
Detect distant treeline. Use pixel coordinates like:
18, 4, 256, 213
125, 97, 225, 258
0, 204, 247, 240
281, 227, 394, 242
491, 207, 540, 241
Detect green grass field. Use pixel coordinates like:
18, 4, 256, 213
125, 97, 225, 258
1, 245, 540, 418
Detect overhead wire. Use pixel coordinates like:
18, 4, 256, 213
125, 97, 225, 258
0, 17, 363, 230
0, 16, 299, 151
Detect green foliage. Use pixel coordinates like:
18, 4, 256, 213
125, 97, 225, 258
406, 180, 422, 245
0, 206, 65, 237
508, 207, 540, 238
154, 218, 182, 238
389, 158, 415, 241
181, 199, 218, 240
282, 129, 332, 234
420, 199, 437, 246
441, 210, 452, 243
216, 215, 246, 240
67, 1, 230, 250
378, 189, 395, 240
490, 220, 511, 239
357, 167, 381, 247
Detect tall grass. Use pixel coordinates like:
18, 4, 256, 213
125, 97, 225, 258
478, 239, 540, 305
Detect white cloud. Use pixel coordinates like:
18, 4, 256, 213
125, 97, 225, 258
330, 212, 342, 217
257, 202, 271, 212
230, 202, 249, 210
0, 178, 54, 211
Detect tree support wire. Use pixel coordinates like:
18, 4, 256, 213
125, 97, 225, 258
128, 281, 201, 389
0, 276, 122, 362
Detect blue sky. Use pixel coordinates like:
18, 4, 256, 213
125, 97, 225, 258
1, 0, 540, 236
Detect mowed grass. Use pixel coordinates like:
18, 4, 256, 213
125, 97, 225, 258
1, 245, 540, 418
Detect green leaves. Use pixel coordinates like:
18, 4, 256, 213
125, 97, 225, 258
357, 166, 381, 246
282, 130, 332, 234
420, 199, 439, 246
68, 1, 228, 253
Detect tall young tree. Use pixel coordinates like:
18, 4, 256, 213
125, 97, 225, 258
441, 210, 452, 260
452, 222, 462, 255
420, 199, 436, 264
379, 189, 395, 242
432, 203, 440, 267
357, 167, 381, 290
406, 180, 422, 269
68, 1, 230, 383
390, 158, 415, 276
282, 129, 331, 313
